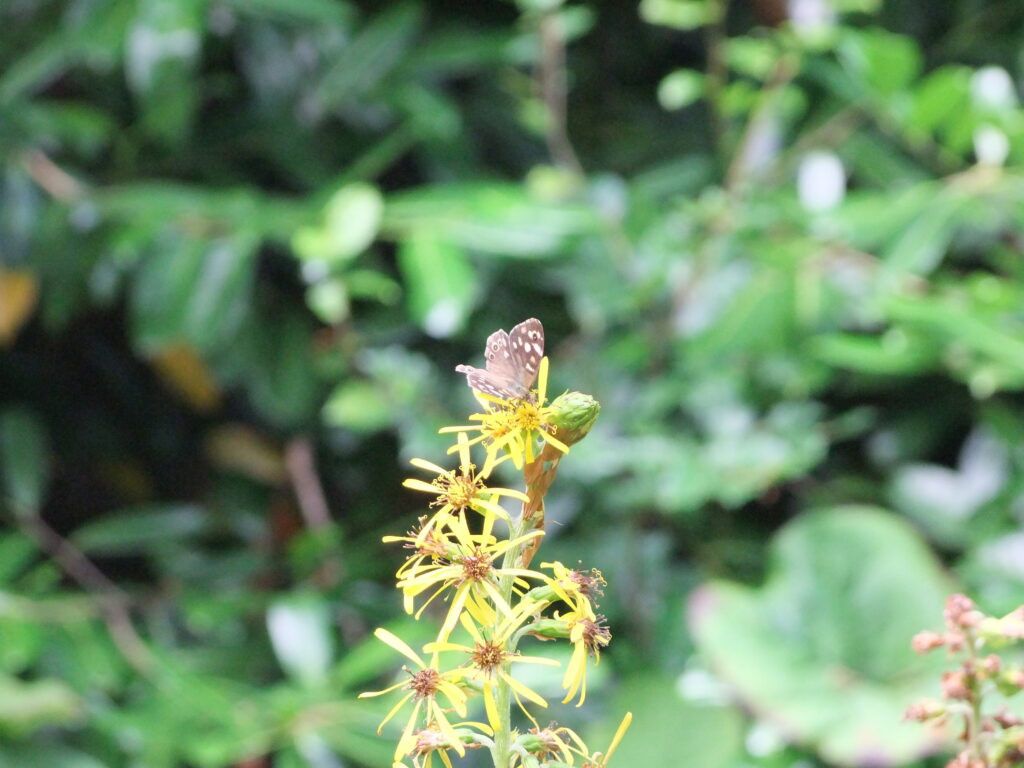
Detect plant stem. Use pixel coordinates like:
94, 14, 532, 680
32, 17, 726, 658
491, 447, 563, 767
963, 627, 988, 765
492, 510, 527, 768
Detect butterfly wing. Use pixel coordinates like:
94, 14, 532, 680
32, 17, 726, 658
453, 365, 524, 400
455, 321, 542, 400
507, 318, 544, 390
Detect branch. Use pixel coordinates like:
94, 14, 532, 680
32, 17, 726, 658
19, 515, 155, 676
285, 436, 331, 530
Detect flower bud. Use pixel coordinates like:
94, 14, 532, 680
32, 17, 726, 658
911, 631, 945, 654
547, 392, 600, 447
904, 699, 945, 721
944, 594, 982, 630
526, 618, 572, 640
941, 670, 971, 700
944, 631, 966, 653
994, 709, 1023, 729
982, 654, 1002, 676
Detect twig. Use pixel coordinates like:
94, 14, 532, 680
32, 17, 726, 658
536, 12, 583, 175
22, 149, 84, 202
284, 436, 332, 530
724, 52, 799, 193
19, 515, 155, 676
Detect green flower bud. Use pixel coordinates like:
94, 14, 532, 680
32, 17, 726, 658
548, 391, 600, 447
526, 618, 571, 639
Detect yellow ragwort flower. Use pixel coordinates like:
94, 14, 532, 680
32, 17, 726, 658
560, 611, 611, 706
521, 721, 588, 765
396, 719, 493, 768
442, 358, 568, 469
358, 629, 469, 762
397, 511, 547, 640
426, 606, 559, 730
538, 561, 607, 619
403, 432, 529, 540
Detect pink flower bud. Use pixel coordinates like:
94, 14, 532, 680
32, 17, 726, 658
944, 594, 982, 629
904, 699, 945, 721
982, 654, 1002, 676
941, 670, 971, 700
911, 630, 945, 654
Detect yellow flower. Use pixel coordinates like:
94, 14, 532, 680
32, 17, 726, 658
383, 519, 457, 582
397, 512, 547, 640
426, 607, 559, 730
560, 611, 611, 706
402, 432, 529, 539
442, 358, 568, 469
537, 561, 606, 619
573, 712, 633, 767
359, 629, 469, 762
521, 721, 588, 764
397, 719, 493, 768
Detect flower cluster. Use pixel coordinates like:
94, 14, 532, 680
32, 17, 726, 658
360, 338, 630, 768
905, 594, 1024, 768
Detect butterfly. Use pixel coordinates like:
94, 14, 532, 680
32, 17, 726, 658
455, 318, 544, 401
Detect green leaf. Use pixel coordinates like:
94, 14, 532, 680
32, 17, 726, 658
267, 594, 335, 687
222, 307, 320, 429
0, 675, 83, 736
71, 504, 207, 555
126, 0, 206, 145
0, 408, 49, 515
0, 743, 104, 768
293, 183, 384, 266
839, 28, 922, 99
382, 183, 597, 257
315, 2, 423, 109
809, 330, 939, 375
221, 0, 353, 24
131, 234, 257, 354
639, 0, 715, 30
690, 507, 953, 766
322, 379, 393, 434
397, 232, 474, 337
657, 69, 705, 111
598, 674, 744, 768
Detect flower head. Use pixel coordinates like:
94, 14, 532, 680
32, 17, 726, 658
561, 612, 612, 706
396, 720, 492, 768
443, 358, 568, 469
533, 561, 606, 618
403, 433, 528, 540
426, 606, 560, 729
521, 721, 587, 764
397, 511, 547, 640
358, 629, 468, 761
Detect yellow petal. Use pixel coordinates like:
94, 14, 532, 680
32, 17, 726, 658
374, 628, 425, 667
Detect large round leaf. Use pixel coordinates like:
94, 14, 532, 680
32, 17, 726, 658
689, 506, 953, 766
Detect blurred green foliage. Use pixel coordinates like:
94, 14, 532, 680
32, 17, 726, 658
2, 0, 1024, 766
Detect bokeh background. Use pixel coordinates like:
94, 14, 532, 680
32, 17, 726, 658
3, 0, 1024, 765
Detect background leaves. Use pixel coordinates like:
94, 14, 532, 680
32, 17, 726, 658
3, 0, 1024, 766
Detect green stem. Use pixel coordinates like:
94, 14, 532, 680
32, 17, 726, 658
492, 512, 530, 768
963, 627, 987, 765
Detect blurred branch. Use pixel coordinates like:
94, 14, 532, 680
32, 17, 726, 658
22, 149, 84, 202
536, 11, 583, 175
19, 514, 155, 676
285, 437, 332, 530
725, 53, 799, 192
